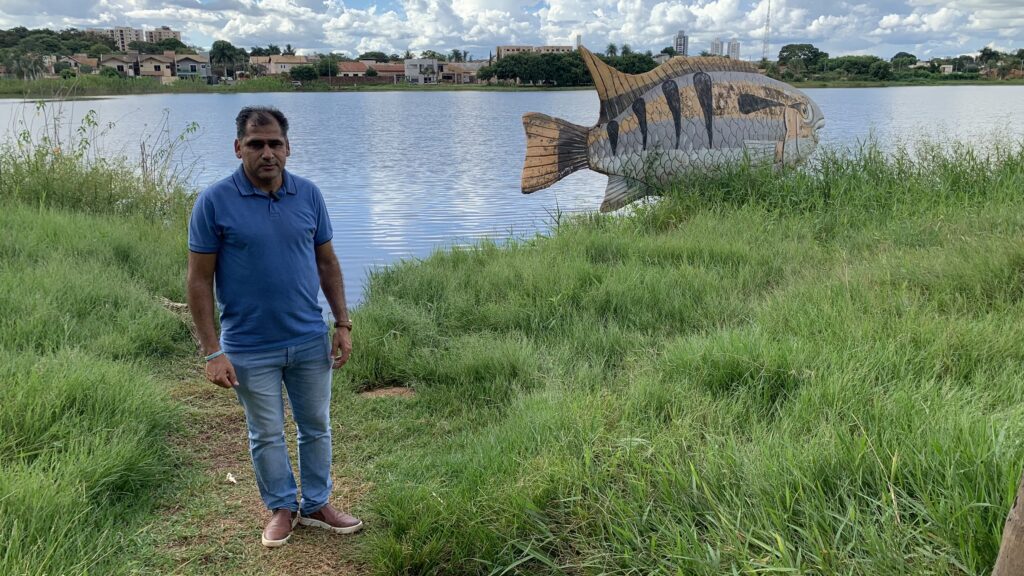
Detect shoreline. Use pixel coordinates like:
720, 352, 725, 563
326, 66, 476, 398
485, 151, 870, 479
0, 77, 1021, 99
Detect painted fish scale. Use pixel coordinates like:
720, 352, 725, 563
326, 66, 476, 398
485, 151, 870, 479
521, 46, 825, 212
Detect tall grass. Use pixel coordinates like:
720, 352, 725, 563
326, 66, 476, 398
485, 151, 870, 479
338, 139, 1024, 574
0, 109, 194, 575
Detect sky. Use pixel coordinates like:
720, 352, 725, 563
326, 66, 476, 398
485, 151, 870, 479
1, 0, 1020, 61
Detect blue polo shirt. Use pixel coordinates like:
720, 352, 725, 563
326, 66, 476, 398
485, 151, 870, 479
188, 165, 333, 353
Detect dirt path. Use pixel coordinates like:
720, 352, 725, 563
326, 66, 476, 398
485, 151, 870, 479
139, 368, 371, 576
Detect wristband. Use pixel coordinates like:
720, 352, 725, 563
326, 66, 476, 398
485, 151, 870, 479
205, 350, 225, 362
335, 320, 353, 331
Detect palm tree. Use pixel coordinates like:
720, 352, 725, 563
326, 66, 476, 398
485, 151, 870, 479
210, 40, 237, 78
606, 43, 618, 57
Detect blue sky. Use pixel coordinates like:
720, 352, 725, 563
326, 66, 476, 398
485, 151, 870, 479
2, 0, 1020, 60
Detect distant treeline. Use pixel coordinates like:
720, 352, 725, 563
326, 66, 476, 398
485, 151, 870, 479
474, 42, 1024, 86
767, 43, 1024, 82
477, 51, 658, 86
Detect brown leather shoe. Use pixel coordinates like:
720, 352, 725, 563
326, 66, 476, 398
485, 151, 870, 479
298, 503, 363, 534
261, 509, 299, 547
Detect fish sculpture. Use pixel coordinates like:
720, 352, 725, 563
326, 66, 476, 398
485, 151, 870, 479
521, 46, 825, 212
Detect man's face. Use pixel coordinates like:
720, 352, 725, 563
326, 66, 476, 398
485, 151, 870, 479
234, 119, 290, 189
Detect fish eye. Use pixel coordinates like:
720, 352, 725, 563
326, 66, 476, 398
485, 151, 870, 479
800, 102, 812, 122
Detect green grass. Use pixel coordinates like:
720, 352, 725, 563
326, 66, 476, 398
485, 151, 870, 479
0, 127, 195, 575
331, 139, 1024, 575
4, 100, 1024, 574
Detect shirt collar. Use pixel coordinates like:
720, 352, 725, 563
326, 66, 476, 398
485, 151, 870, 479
232, 164, 296, 197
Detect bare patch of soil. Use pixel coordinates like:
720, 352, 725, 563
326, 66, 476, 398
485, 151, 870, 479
358, 386, 416, 399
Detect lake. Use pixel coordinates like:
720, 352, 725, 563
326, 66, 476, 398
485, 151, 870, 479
2, 86, 1022, 305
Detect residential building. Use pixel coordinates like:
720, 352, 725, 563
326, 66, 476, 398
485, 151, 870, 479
337, 61, 367, 77
176, 53, 210, 81
674, 30, 689, 56
654, 53, 671, 65
940, 64, 954, 74
710, 37, 724, 56
248, 55, 309, 75
60, 53, 99, 72
100, 54, 137, 77
497, 45, 575, 59
534, 45, 573, 55
496, 45, 532, 59
103, 27, 145, 51
368, 62, 405, 80
575, 34, 582, 49
146, 26, 181, 44
404, 58, 438, 83
440, 61, 486, 83
138, 53, 176, 83
728, 38, 740, 60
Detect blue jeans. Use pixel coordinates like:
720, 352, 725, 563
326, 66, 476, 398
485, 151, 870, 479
229, 333, 333, 515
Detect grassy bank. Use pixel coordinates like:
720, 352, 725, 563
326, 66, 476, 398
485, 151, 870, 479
333, 140, 1024, 574
4, 105, 1024, 575
0, 126, 195, 574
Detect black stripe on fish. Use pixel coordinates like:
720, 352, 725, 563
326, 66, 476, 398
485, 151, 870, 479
739, 93, 785, 114
557, 126, 589, 179
632, 98, 648, 150
607, 120, 619, 155
662, 80, 681, 149
694, 72, 713, 147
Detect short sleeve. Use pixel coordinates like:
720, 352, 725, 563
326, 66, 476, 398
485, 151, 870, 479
188, 192, 221, 253
312, 186, 333, 246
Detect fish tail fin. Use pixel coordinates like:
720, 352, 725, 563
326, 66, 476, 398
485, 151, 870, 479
521, 113, 589, 194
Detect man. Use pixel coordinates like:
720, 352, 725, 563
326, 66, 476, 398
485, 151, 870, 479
187, 105, 362, 548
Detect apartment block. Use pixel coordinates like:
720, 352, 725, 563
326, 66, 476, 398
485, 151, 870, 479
496, 45, 574, 59
496, 46, 532, 59
674, 30, 689, 56
727, 38, 740, 59
710, 37, 724, 56
146, 26, 181, 44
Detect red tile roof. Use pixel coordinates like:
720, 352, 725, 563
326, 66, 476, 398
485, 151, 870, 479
338, 62, 367, 73
369, 63, 404, 73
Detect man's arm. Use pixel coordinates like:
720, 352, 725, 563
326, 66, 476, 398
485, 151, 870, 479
315, 241, 351, 368
187, 251, 238, 388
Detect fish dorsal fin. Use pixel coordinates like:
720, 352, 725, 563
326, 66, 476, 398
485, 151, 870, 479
579, 46, 760, 123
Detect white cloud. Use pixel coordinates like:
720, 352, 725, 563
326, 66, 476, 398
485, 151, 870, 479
7, 0, 1020, 58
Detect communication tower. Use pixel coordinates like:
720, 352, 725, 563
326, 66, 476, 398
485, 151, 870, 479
761, 0, 771, 61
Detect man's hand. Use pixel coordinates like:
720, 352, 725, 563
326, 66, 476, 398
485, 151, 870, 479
206, 354, 239, 388
331, 327, 352, 369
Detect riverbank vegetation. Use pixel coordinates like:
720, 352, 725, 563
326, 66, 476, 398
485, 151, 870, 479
335, 138, 1024, 574
0, 116, 195, 575
3, 99, 1024, 573
0, 73, 298, 98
